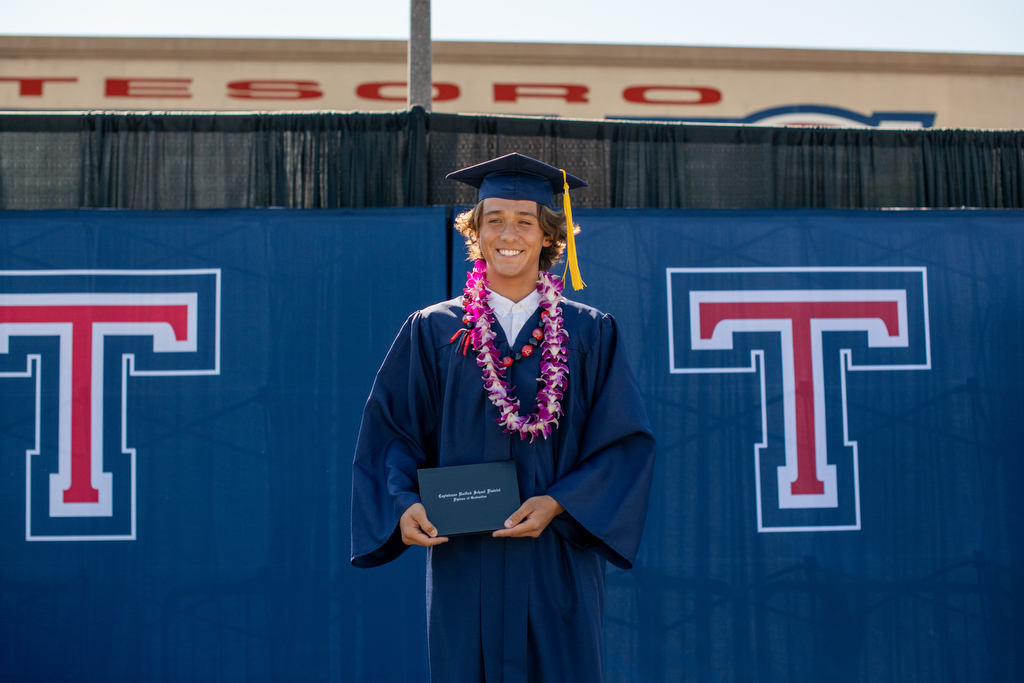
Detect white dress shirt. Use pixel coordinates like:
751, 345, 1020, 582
486, 288, 541, 346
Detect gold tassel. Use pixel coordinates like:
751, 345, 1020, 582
560, 170, 586, 291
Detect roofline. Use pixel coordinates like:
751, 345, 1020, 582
2, 35, 1023, 75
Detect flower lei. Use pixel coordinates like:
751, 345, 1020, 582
461, 260, 569, 441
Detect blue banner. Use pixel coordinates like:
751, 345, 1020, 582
2, 208, 1022, 682
565, 209, 1023, 683
0, 209, 445, 682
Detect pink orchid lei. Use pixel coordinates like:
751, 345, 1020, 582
462, 259, 569, 441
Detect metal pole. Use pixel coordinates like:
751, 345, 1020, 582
408, 0, 432, 111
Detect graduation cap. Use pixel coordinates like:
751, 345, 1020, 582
446, 153, 587, 290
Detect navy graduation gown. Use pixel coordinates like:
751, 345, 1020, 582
351, 297, 656, 683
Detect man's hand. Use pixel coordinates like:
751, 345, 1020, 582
492, 495, 565, 539
400, 503, 449, 547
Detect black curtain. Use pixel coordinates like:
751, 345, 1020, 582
0, 111, 427, 210
1, 108, 1021, 210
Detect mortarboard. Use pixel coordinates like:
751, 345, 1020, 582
446, 153, 588, 290
445, 153, 587, 209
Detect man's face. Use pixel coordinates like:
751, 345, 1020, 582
477, 197, 553, 296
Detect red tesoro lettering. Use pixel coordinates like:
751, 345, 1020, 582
622, 86, 722, 105
105, 78, 192, 99
355, 82, 460, 102
227, 80, 323, 100
0, 77, 78, 97
493, 83, 589, 103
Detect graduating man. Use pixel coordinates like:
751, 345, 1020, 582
351, 153, 656, 683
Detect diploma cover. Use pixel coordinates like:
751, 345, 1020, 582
418, 460, 521, 536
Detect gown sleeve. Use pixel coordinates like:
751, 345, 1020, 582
350, 313, 440, 568
543, 313, 657, 569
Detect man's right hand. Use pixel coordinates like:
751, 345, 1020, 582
400, 503, 449, 547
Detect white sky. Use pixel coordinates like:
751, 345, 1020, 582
5, 0, 1024, 55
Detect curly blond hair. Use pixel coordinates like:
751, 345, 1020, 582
453, 200, 580, 272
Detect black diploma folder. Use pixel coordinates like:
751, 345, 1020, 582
417, 460, 522, 536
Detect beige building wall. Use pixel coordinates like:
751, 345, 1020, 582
1, 36, 1022, 129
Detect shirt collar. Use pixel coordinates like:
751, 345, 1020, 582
486, 288, 540, 316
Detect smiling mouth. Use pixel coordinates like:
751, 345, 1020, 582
497, 249, 524, 257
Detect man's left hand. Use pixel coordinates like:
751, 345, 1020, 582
492, 495, 565, 538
